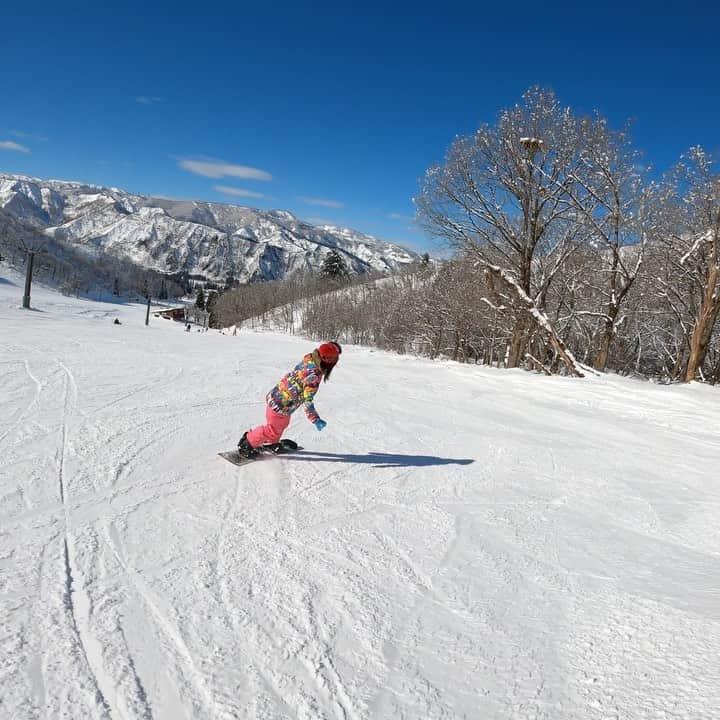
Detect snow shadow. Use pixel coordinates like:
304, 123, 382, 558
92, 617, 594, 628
287, 451, 474, 468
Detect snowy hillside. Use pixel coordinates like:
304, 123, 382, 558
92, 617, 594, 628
1, 268, 719, 720
0, 173, 419, 283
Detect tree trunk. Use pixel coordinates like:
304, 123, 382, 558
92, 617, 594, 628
432, 327, 443, 359
507, 317, 529, 368
593, 323, 611, 370
592, 308, 619, 371
683, 262, 720, 381
484, 264, 584, 377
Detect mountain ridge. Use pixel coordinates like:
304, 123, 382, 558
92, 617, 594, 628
0, 172, 419, 283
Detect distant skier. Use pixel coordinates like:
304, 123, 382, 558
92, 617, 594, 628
238, 341, 342, 458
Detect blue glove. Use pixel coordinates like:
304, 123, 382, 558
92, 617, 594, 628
314, 418, 327, 431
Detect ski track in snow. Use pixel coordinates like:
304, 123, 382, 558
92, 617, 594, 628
56, 359, 115, 718
2, 271, 720, 719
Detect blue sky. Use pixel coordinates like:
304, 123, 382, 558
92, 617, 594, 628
2, 1, 719, 253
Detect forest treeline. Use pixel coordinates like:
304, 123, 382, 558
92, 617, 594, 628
214, 87, 720, 383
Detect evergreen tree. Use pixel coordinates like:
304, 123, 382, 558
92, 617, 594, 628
195, 287, 206, 311
206, 291, 219, 327
321, 249, 349, 279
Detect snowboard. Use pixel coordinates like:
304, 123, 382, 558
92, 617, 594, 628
218, 438, 301, 467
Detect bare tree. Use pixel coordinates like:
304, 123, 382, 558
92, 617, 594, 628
562, 117, 654, 369
416, 86, 590, 368
664, 148, 720, 381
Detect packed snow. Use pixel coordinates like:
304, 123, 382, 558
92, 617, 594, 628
1, 268, 719, 720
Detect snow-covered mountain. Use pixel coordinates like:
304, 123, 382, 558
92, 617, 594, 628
0, 173, 419, 282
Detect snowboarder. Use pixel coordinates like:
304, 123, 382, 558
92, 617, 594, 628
238, 341, 342, 458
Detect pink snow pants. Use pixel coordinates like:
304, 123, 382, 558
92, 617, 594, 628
246, 405, 291, 447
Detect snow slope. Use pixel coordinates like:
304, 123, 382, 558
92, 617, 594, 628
1, 268, 719, 720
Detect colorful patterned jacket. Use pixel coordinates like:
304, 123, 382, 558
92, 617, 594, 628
266, 352, 322, 423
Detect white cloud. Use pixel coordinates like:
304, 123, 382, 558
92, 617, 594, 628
304, 217, 336, 226
0, 140, 30, 153
10, 130, 47, 142
297, 196, 344, 209
215, 185, 265, 198
179, 158, 272, 181
136, 96, 163, 104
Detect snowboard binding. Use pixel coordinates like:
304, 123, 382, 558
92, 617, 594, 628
261, 438, 299, 454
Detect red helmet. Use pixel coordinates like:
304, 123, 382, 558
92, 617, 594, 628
318, 341, 342, 364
